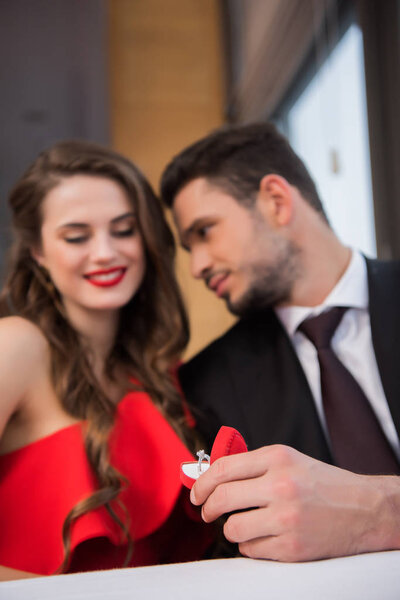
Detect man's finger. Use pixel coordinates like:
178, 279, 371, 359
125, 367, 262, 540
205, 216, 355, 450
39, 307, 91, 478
191, 446, 276, 505
223, 506, 282, 543
238, 535, 283, 561
200, 477, 271, 522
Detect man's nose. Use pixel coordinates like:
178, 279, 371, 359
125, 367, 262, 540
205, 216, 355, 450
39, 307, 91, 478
190, 246, 212, 279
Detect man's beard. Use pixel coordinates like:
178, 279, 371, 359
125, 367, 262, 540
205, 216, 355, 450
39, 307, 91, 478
226, 238, 302, 317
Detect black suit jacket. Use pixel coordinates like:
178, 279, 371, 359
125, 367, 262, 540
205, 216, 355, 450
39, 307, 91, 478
179, 259, 400, 462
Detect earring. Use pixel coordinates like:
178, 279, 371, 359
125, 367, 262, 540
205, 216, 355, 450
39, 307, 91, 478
42, 269, 57, 298
34, 262, 66, 318
34, 263, 54, 295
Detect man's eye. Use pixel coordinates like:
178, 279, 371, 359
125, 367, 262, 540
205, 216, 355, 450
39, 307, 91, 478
198, 225, 212, 238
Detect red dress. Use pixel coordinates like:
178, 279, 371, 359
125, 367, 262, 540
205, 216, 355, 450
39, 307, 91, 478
0, 390, 213, 575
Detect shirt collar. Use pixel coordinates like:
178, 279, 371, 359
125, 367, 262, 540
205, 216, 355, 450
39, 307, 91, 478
275, 249, 369, 337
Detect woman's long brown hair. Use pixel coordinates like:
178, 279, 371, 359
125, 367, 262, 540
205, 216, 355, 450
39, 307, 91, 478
0, 140, 191, 571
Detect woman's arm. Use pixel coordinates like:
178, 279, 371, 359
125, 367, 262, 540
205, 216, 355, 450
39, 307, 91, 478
0, 565, 40, 581
0, 317, 50, 579
0, 316, 49, 438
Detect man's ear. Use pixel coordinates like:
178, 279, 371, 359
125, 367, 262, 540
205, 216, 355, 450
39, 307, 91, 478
257, 174, 294, 227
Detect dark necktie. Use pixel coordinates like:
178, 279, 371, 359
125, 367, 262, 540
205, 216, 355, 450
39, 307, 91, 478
298, 307, 400, 475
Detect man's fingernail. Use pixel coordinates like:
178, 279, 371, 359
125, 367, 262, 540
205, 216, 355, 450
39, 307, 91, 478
190, 487, 197, 504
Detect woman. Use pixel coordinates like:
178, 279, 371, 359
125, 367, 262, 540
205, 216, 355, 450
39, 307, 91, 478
0, 141, 213, 580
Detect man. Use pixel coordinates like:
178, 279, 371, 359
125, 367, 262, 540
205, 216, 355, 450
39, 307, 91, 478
160, 123, 400, 562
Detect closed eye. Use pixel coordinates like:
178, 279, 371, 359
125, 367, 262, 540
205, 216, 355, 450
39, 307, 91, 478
64, 235, 88, 244
112, 226, 136, 238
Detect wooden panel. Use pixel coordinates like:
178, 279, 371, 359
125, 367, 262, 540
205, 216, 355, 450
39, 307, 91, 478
109, 0, 235, 358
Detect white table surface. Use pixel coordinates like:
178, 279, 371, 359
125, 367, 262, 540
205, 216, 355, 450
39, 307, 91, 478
1, 553, 399, 600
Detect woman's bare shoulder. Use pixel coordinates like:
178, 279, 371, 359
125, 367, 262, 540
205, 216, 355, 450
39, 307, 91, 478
0, 316, 50, 384
0, 316, 48, 353
0, 317, 51, 434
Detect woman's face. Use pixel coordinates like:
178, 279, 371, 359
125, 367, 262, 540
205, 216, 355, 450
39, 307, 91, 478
33, 174, 146, 322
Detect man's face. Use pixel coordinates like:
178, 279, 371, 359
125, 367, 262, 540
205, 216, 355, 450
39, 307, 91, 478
172, 177, 301, 316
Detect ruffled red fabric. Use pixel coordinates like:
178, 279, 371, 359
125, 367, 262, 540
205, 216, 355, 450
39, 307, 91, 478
0, 390, 213, 574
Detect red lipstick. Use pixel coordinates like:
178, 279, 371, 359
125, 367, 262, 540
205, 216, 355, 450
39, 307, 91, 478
84, 266, 127, 288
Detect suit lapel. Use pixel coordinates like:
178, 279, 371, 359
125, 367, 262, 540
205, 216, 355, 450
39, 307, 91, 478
367, 259, 400, 438
225, 310, 332, 462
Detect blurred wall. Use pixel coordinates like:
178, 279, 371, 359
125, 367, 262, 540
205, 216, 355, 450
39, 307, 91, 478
108, 0, 235, 358
0, 1, 109, 277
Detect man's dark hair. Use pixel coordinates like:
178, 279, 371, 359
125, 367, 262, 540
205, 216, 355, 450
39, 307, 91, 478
160, 122, 327, 220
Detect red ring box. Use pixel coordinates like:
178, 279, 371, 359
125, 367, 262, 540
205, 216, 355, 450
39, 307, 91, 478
180, 426, 247, 489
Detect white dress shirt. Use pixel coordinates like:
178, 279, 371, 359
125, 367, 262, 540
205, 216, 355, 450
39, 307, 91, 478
275, 250, 400, 459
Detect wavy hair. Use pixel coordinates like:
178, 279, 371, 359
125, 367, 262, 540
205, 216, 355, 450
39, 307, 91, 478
0, 140, 190, 571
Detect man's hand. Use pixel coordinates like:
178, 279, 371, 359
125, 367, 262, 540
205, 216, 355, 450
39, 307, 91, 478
190, 445, 400, 562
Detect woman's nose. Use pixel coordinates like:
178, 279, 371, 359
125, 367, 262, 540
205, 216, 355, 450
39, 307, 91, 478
91, 233, 117, 263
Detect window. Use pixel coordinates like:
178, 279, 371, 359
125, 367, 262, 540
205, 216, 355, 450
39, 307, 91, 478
277, 23, 376, 257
